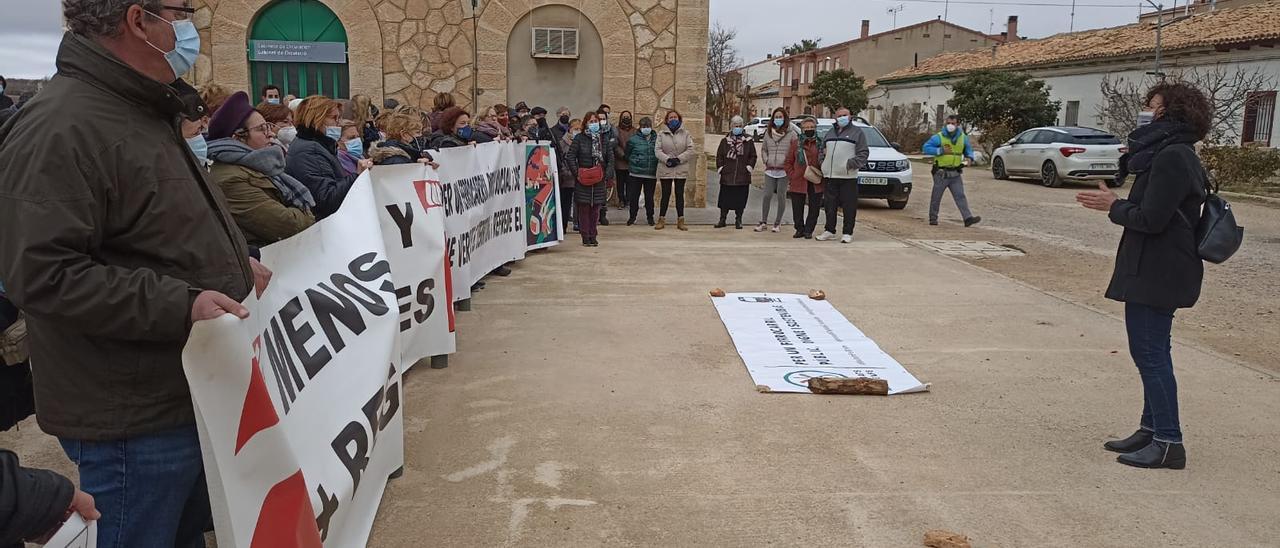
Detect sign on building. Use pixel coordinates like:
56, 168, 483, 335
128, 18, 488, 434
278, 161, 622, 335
250, 40, 348, 64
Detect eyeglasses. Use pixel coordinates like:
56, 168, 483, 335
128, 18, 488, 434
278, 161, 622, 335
159, 4, 196, 20
241, 122, 276, 135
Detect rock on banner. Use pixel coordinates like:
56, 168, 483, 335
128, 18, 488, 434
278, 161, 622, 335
184, 165, 456, 547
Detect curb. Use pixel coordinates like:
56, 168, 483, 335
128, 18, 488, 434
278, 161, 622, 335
1219, 190, 1280, 208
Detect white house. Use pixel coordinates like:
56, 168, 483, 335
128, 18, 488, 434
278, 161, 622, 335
872, 0, 1280, 147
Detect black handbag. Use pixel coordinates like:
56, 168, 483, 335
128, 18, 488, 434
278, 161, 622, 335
1177, 165, 1244, 264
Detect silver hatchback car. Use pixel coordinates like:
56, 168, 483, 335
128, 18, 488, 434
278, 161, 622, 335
991, 127, 1127, 188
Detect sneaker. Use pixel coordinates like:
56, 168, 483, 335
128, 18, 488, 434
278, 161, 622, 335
754, 223, 767, 232
964, 216, 982, 227
771, 225, 782, 233
815, 231, 837, 241
841, 234, 853, 244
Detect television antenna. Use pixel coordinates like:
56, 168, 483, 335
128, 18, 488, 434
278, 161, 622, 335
887, 4, 906, 29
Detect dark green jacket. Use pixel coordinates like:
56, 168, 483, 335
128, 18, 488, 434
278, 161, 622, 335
0, 33, 253, 441
625, 131, 659, 178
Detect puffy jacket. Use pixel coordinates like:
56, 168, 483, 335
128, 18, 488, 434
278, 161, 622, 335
208, 162, 316, 247
369, 139, 431, 165
655, 126, 696, 179
760, 127, 797, 172
784, 135, 823, 194
1105, 144, 1206, 309
819, 122, 870, 179
615, 125, 638, 166
715, 135, 757, 186
0, 449, 73, 546
285, 126, 356, 219
626, 131, 659, 178
564, 131, 615, 205
0, 33, 253, 441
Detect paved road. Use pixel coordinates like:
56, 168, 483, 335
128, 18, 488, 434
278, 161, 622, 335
854, 164, 1280, 375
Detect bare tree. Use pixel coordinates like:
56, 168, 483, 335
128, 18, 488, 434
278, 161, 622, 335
706, 22, 740, 133
1179, 65, 1277, 145
876, 104, 930, 153
1096, 74, 1148, 137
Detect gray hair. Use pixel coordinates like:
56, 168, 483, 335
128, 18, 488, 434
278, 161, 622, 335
638, 116, 652, 128
65, 0, 164, 38
557, 106, 570, 116
730, 115, 744, 126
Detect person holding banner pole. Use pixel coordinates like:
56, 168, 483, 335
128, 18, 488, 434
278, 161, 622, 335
565, 111, 615, 246
0, 2, 268, 545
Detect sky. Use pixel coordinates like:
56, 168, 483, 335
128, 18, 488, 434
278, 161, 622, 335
0, 0, 1154, 80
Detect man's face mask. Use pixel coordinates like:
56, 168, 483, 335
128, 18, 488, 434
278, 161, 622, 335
143, 10, 200, 80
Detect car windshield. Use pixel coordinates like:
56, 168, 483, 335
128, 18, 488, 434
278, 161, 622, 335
1072, 133, 1121, 145
860, 126, 892, 148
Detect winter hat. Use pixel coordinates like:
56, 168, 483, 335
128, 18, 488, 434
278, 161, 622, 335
514, 101, 529, 112
288, 98, 303, 111
530, 106, 548, 116
207, 91, 255, 140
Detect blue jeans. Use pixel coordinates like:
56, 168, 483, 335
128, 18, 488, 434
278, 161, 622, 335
1125, 302, 1182, 443
59, 425, 210, 548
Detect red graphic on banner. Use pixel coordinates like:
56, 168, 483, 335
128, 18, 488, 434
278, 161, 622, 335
249, 471, 323, 548
414, 179, 442, 210
236, 336, 280, 455
443, 242, 455, 332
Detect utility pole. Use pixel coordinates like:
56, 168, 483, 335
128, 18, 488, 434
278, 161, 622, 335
1144, 0, 1165, 77
1070, 0, 1077, 32
943, 0, 950, 22
471, 0, 480, 108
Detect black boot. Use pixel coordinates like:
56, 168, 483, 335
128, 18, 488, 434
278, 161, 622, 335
647, 216, 656, 226
792, 229, 805, 239
735, 216, 743, 229
714, 216, 727, 228
626, 217, 636, 226
1104, 430, 1154, 453
1117, 441, 1186, 469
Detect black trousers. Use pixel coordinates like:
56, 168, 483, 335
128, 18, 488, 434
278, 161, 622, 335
629, 176, 657, 220
659, 178, 686, 217
789, 187, 823, 235
616, 169, 630, 206
561, 187, 575, 229
823, 178, 859, 235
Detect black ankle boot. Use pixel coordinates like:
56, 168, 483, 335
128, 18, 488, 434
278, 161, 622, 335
735, 217, 743, 229
1117, 441, 1186, 469
1104, 430, 1154, 453
714, 218, 727, 228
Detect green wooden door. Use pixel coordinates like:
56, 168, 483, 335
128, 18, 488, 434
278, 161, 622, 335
249, 0, 350, 99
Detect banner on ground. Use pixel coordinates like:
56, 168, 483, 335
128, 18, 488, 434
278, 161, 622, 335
711, 293, 929, 395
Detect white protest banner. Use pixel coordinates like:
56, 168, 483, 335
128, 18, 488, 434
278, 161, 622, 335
185, 179, 408, 547
368, 164, 457, 366
45, 514, 95, 548
428, 142, 529, 301
522, 142, 563, 250
712, 293, 930, 395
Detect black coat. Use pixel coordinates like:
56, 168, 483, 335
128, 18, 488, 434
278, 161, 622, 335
0, 449, 73, 547
1105, 144, 1206, 309
564, 132, 615, 205
285, 127, 356, 219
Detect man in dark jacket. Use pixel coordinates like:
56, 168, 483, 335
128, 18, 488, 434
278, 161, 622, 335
0, 2, 263, 545
1, 449, 100, 547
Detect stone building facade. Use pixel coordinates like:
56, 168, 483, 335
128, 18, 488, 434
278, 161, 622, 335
189, 0, 711, 205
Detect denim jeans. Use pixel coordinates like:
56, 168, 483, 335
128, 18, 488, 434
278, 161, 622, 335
1125, 302, 1182, 443
59, 425, 210, 548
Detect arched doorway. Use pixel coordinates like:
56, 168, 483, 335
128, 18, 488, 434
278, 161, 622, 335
505, 6, 602, 114
248, 0, 350, 99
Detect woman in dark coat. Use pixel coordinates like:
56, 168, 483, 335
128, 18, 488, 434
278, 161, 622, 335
432, 106, 479, 149
557, 118, 582, 232
285, 96, 371, 219
714, 115, 758, 229
563, 111, 614, 246
1076, 82, 1212, 470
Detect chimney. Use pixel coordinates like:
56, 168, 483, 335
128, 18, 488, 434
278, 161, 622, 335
861, 20, 871, 39
1006, 16, 1019, 42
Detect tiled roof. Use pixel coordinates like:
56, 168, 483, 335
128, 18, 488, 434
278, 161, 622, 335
879, 0, 1280, 83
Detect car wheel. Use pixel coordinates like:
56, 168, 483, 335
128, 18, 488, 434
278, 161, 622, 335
1105, 178, 1124, 188
1040, 161, 1062, 188
992, 157, 1009, 180
887, 199, 908, 210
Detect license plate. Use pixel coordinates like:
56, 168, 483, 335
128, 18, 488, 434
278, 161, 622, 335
860, 177, 890, 185
1091, 163, 1116, 170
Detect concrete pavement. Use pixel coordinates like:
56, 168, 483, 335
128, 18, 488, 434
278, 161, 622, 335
369, 224, 1280, 546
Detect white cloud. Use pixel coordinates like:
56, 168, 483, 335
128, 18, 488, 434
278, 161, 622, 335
1, 33, 62, 79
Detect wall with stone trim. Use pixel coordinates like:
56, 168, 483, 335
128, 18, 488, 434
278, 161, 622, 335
190, 0, 710, 206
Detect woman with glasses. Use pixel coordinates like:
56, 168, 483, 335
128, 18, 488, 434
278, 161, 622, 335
286, 95, 372, 219
206, 92, 315, 246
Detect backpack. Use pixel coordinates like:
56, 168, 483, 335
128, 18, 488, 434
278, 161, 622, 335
1177, 159, 1244, 264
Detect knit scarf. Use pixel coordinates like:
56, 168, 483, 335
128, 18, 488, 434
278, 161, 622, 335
589, 132, 604, 163
1116, 119, 1200, 182
725, 134, 746, 160
208, 138, 316, 211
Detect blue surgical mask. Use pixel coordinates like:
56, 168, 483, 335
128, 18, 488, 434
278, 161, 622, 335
325, 126, 343, 141
640, 127, 652, 136
667, 119, 681, 131
345, 139, 364, 157
773, 118, 784, 127
588, 122, 601, 133
186, 134, 208, 166
458, 125, 473, 139
144, 11, 200, 80
836, 115, 850, 127
731, 127, 744, 136
267, 98, 281, 105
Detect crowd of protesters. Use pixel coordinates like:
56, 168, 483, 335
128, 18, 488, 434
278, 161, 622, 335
0, 0, 1218, 545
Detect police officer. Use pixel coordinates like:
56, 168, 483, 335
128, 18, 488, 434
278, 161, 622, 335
923, 114, 981, 227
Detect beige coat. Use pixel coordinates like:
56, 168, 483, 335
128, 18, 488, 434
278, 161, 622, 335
654, 127, 696, 179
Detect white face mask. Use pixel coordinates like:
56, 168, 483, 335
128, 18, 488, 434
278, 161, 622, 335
945, 124, 958, 133
277, 126, 298, 145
